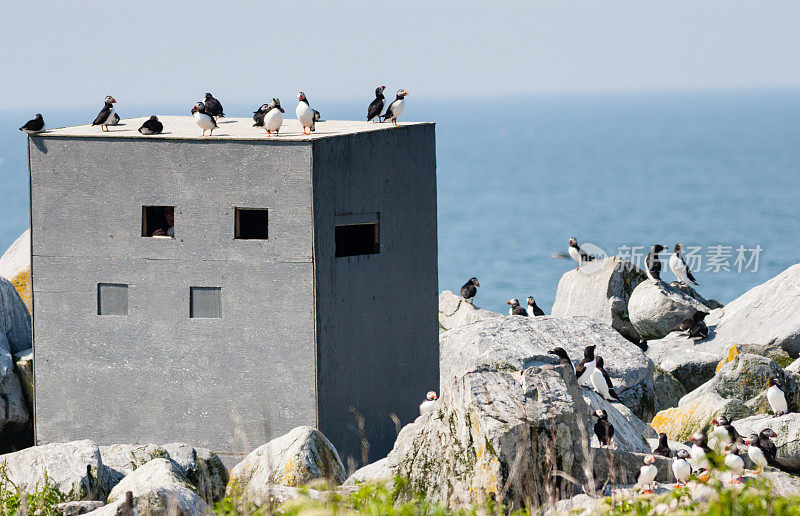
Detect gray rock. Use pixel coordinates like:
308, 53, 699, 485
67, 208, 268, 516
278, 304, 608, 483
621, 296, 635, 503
591, 449, 673, 487
651, 391, 751, 443
645, 437, 689, 455
548, 493, 608, 515
12, 347, 33, 410
628, 280, 710, 341
98, 458, 208, 515
342, 457, 391, 486
646, 332, 722, 392
438, 291, 500, 331
0, 440, 112, 500
788, 358, 800, 374
385, 362, 591, 510
551, 257, 647, 343
439, 316, 655, 420
226, 426, 346, 506
652, 367, 686, 414
0, 275, 31, 355
732, 414, 800, 473
669, 282, 724, 310
582, 390, 652, 453
55, 501, 105, 515
0, 278, 31, 449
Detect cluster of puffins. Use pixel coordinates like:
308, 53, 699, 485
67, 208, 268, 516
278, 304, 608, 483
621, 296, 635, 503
18, 86, 411, 137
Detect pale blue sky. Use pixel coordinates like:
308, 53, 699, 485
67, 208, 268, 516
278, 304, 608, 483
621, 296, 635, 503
2, 0, 800, 109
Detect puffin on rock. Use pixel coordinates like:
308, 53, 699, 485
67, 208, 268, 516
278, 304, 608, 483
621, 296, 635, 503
381, 89, 409, 126
460, 277, 480, 303
669, 243, 699, 285
138, 116, 163, 135
92, 96, 117, 132
296, 92, 321, 135
367, 85, 386, 122
574, 345, 596, 386
526, 296, 545, 317
263, 98, 284, 136
593, 409, 614, 447
590, 355, 620, 401
568, 237, 594, 270
506, 299, 528, 316
191, 102, 217, 136
203, 93, 225, 119
19, 114, 45, 134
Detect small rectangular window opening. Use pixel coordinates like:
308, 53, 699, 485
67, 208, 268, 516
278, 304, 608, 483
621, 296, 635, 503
190, 287, 222, 319
235, 208, 269, 240
98, 283, 128, 315
335, 223, 380, 257
142, 206, 175, 238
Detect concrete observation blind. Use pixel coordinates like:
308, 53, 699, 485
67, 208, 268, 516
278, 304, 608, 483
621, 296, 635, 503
190, 287, 222, 318
97, 283, 128, 315
335, 213, 380, 257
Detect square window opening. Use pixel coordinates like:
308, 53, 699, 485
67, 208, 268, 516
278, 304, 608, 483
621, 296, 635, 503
98, 283, 128, 316
335, 223, 380, 257
235, 208, 269, 240
190, 287, 222, 319
142, 206, 175, 238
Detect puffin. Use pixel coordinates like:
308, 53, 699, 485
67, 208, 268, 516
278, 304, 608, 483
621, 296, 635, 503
567, 237, 594, 270
689, 431, 711, 471
724, 443, 745, 484
548, 347, 576, 375
711, 415, 740, 445
253, 102, 271, 127
296, 92, 321, 135
635, 455, 658, 494
672, 449, 692, 487
654, 432, 672, 458
191, 102, 217, 136
526, 296, 545, 317
381, 89, 409, 126
645, 244, 667, 282
367, 85, 386, 122
138, 116, 163, 135
757, 428, 778, 466
419, 391, 438, 415
92, 96, 117, 131
460, 277, 480, 303
669, 243, 699, 285
767, 375, 788, 415
590, 355, 620, 402
672, 310, 709, 340
19, 114, 45, 134
574, 345, 596, 386
107, 112, 120, 126
746, 433, 769, 473
263, 98, 284, 136
506, 299, 528, 316
593, 409, 614, 447
203, 92, 225, 119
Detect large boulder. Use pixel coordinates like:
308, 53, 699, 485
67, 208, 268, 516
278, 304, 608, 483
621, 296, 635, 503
628, 280, 711, 341
99, 443, 228, 503
646, 332, 722, 393
438, 290, 500, 331
0, 440, 113, 500
650, 392, 748, 442
551, 257, 647, 343
0, 230, 31, 313
97, 458, 208, 515
652, 367, 686, 414
0, 277, 31, 450
732, 414, 800, 473
226, 426, 346, 506
439, 316, 655, 420
788, 357, 800, 374
384, 362, 591, 510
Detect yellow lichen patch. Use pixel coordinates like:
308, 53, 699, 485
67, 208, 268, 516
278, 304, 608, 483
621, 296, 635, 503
10, 268, 31, 313
716, 345, 739, 374
651, 395, 720, 442
279, 457, 306, 487
467, 413, 500, 503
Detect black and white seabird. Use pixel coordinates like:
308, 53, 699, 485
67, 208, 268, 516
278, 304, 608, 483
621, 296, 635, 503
669, 243, 699, 285
296, 92, 321, 135
689, 431, 711, 471
767, 375, 788, 415
107, 112, 120, 126
575, 345, 596, 386
548, 347, 576, 375
19, 114, 45, 134
253, 103, 271, 127
526, 296, 545, 317
460, 277, 480, 303
203, 92, 225, 119
381, 89, 409, 126
757, 428, 778, 466
712, 415, 740, 444
593, 409, 614, 448
506, 298, 528, 316
567, 237, 594, 270
92, 96, 117, 132
138, 116, 163, 135
635, 454, 658, 493
653, 432, 671, 458
590, 355, 620, 401
263, 98, 284, 136
367, 85, 386, 122
672, 310, 709, 341
191, 102, 217, 136
419, 391, 438, 415
645, 244, 668, 282
746, 434, 769, 473
672, 449, 692, 487
724, 443, 745, 484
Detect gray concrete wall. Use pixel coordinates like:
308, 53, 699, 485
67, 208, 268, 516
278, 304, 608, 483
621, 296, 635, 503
30, 137, 317, 460
311, 125, 439, 465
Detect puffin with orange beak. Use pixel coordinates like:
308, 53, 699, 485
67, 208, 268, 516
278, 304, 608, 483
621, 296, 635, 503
381, 89, 409, 126
191, 101, 217, 137
92, 96, 117, 131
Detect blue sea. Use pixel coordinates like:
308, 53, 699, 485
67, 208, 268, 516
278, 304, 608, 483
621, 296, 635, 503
1, 90, 798, 313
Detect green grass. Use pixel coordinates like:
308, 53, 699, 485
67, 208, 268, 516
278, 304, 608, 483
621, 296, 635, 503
0, 461, 68, 515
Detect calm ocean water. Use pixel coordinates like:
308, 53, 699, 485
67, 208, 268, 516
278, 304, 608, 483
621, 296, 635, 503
1, 90, 798, 313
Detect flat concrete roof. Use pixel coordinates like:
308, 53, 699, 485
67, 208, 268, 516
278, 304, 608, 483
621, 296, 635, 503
33, 116, 431, 141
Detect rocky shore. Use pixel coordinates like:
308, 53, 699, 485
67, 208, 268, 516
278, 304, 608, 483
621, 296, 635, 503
1, 233, 799, 514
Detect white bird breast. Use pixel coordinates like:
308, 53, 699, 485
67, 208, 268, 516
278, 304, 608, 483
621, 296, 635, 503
389, 99, 405, 119
590, 369, 609, 397
296, 102, 315, 127
725, 453, 744, 472
748, 445, 768, 467
193, 111, 216, 130
767, 385, 788, 413
669, 254, 689, 281
264, 109, 283, 131
672, 459, 691, 481
104, 108, 116, 125
639, 464, 657, 484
